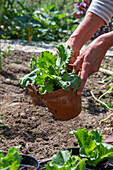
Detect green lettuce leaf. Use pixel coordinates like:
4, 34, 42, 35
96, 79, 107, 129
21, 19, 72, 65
36, 51, 57, 75
0, 146, 22, 170
87, 143, 113, 166
56, 45, 72, 74
61, 73, 81, 91
30, 56, 37, 71
19, 69, 39, 88
45, 150, 86, 170
70, 128, 113, 167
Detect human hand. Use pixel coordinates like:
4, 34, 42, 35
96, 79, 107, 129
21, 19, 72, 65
64, 36, 80, 65
70, 36, 108, 95
53, 36, 80, 70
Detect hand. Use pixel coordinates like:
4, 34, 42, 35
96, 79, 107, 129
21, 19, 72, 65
64, 36, 80, 65
53, 36, 80, 72
70, 36, 108, 95
53, 39, 80, 71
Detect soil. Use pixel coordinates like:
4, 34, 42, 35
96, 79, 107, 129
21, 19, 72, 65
0, 50, 113, 163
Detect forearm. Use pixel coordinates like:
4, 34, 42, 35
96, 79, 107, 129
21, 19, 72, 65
87, 0, 113, 25
99, 31, 113, 51
69, 12, 105, 50
71, 31, 113, 94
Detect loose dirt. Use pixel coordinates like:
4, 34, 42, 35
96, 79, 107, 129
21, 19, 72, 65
0, 50, 113, 161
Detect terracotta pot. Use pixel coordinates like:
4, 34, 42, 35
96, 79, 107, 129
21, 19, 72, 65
28, 84, 44, 106
28, 84, 81, 121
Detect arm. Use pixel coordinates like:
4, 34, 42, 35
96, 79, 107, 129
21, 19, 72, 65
72, 31, 113, 95
66, 0, 113, 63
65, 11, 105, 63
65, 0, 113, 95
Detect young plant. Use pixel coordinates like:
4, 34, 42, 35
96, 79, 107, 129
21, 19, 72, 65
0, 146, 22, 170
19, 44, 81, 94
45, 150, 87, 170
0, 47, 11, 72
70, 128, 113, 167
46, 128, 113, 169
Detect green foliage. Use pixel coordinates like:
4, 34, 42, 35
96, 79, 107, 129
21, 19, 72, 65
0, 0, 4, 22
0, 47, 10, 72
0, 146, 22, 170
45, 150, 86, 170
46, 128, 113, 169
19, 0, 74, 15
70, 128, 113, 166
19, 44, 81, 94
0, 0, 77, 41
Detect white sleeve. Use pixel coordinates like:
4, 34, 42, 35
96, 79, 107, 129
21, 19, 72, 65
87, 0, 113, 25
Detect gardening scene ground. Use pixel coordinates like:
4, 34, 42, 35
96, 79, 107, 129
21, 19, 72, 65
0, 41, 113, 162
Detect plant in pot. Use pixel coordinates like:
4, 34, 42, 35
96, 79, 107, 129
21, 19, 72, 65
44, 128, 113, 170
0, 145, 40, 169
19, 44, 81, 121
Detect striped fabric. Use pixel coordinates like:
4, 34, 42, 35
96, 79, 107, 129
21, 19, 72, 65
87, 0, 113, 24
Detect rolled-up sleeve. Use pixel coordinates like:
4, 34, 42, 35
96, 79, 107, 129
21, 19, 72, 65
87, 0, 113, 25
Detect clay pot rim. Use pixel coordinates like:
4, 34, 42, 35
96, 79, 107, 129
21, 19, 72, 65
39, 87, 75, 97
29, 83, 75, 96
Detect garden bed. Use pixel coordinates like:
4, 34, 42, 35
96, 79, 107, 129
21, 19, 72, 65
0, 49, 113, 161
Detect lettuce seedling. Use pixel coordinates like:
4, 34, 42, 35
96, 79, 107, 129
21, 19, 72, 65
19, 45, 81, 94
70, 128, 113, 167
45, 128, 113, 169
0, 146, 22, 170
45, 150, 87, 170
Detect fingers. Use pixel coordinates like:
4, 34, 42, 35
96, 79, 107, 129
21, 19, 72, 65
76, 60, 90, 95
71, 49, 79, 63
77, 70, 88, 95
69, 56, 76, 64
69, 55, 83, 74
70, 55, 89, 95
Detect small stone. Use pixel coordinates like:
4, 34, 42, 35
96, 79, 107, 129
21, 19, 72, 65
26, 109, 29, 112
13, 113, 19, 118
31, 116, 35, 121
20, 112, 27, 119
5, 78, 11, 82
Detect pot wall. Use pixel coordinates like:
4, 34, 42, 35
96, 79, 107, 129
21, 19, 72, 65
28, 84, 81, 121
40, 88, 81, 121
28, 84, 44, 106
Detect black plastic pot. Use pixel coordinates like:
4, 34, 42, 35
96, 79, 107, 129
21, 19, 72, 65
39, 148, 113, 170
19, 154, 40, 170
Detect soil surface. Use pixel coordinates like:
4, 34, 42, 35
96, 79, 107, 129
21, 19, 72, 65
0, 49, 113, 163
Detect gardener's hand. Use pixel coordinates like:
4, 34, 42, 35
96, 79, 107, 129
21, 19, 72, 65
64, 36, 80, 65
70, 35, 108, 95
53, 37, 80, 70
53, 38, 80, 65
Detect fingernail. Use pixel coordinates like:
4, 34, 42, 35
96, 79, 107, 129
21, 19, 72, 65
77, 91, 81, 95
